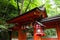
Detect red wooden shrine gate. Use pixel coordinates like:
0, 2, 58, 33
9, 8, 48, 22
7, 7, 60, 40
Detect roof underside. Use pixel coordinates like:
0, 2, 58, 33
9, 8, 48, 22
40, 15, 60, 26
41, 15, 60, 22
7, 7, 47, 25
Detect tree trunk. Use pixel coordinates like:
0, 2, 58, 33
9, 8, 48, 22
20, 0, 24, 15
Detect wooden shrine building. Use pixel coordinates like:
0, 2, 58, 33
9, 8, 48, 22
7, 7, 60, 40
41, 15, 60, 40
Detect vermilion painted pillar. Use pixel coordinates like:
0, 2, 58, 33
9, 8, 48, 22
33, 24, 42, 40
56, 24, 60, 40
18, 27, 27, 40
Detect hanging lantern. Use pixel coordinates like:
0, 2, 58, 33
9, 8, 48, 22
35, 23, 45, 36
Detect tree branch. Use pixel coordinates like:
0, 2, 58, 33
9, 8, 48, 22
25, 0, 31, 12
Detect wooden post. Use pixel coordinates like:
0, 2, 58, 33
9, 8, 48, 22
33, 24, 42, 40
18, 27, 27, 40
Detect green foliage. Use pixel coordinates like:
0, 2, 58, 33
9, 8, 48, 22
0, 0, 19, 20
43, 28, 57, 38
45, 0, 60, 17
20, 0, 42, 13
